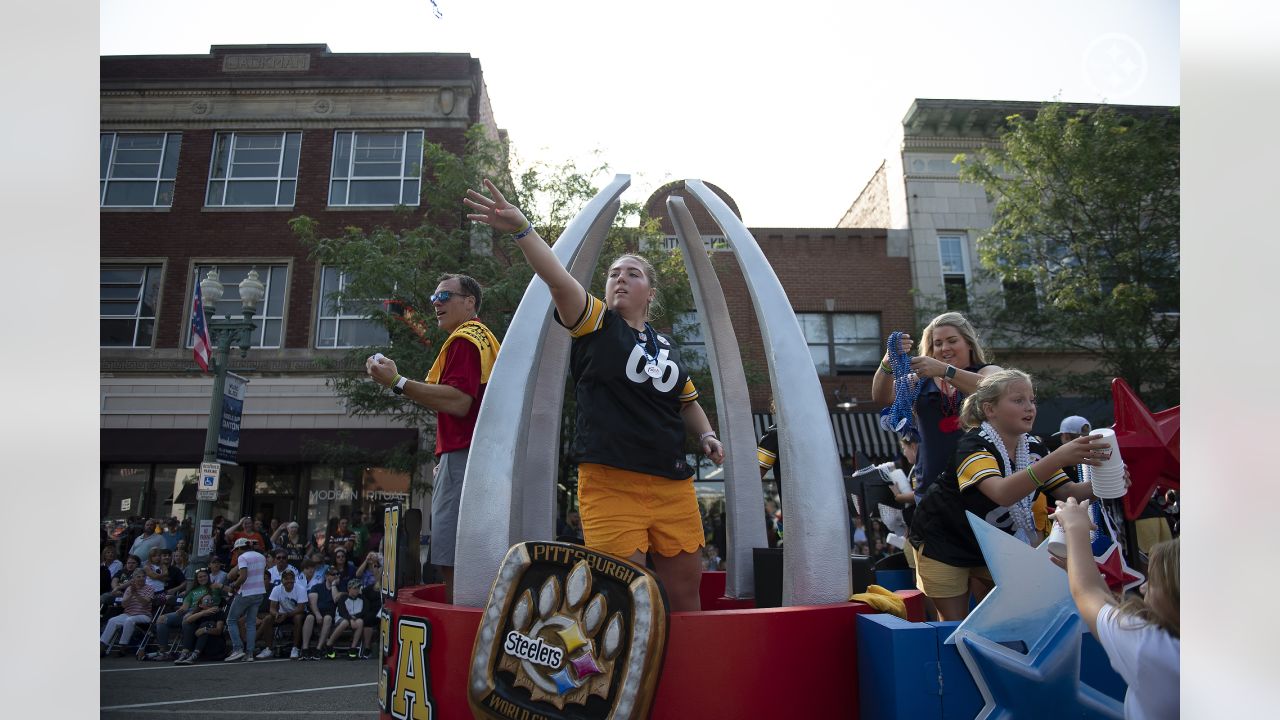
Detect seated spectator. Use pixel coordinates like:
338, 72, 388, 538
330, 548, 356, 587
327, 517, 357, 558
272, 521, 308, 567
174, 592, 226, 664
225, 516, 269, 567
142, 548, 167, 593
305, 551, 330, 580
157, 548, 187, 604
206, 556, 229, 589
350, 510, 370, 557
355, 551, 382, 589
302, 567, 341, 660
318, 579, 366, 659
100, 570, 156, 655
149, 567, 222, 661
304, 529, 327, 560
266, 549, 301, 592
258, 569, 309, 659
101, 544, 123, 596
358, 561, 383, 659
102, 554, 142, 615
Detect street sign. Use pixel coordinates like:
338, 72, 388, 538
198, 461, 220, 501
197, 519, 214, 558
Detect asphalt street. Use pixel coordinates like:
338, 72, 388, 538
100, 653, 382, 719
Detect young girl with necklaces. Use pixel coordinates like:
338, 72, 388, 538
908, 369, 1110, 620
1054, 497, 1179, 720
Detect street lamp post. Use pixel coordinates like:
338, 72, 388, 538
193, 267, 265, 566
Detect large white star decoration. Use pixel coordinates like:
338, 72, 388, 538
946, 511, 1078, 648
954, 611, 1123, 720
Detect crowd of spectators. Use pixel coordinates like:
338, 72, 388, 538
100, 511, 386, 663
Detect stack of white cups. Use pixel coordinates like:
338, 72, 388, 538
1085, 428, 1127, 499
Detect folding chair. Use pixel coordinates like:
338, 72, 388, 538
103, 600, 164, 658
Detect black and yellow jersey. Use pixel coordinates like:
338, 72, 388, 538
908, 429, 1068, 567
555, 293, 700, 480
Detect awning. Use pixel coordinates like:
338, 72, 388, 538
752, 412, 898, 462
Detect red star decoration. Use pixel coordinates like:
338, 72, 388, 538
1110, 378, 1179, 520
1095, 543, 1144, 592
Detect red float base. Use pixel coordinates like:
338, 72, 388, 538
381, 572, 923, 719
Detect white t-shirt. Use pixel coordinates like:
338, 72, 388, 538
144, 564, 166, 592
297, 571, 324, 592
236, 550, 267, 596
267, 564, 301, 587
269, 582, 310, 613
1095, 604, 1180, 720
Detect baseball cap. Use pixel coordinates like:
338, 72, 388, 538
1058, 416, 1091, 435
233, 537, 255, 549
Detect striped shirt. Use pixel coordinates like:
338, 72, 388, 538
121, 584, 157, 616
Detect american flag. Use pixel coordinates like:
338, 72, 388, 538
191, 281, 212, 372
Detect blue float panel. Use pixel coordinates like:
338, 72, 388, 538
857, 613, 942, 720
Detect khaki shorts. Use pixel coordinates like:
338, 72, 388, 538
914, 544, 992, 599
577, 463, 705, 559
903, 539, 918, 569
1136, 517, 1173, 553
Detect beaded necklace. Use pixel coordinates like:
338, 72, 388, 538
635, 323, 662, 378
937, 379, 961, 433
978, 421, 1038, 545
880, 331, 924, 433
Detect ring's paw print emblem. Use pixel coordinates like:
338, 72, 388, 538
499, 559, 623, 708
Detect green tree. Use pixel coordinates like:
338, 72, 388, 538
289, 128, 702, 487
955, 104, 1179, 408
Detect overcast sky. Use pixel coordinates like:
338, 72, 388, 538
101, 0, 1179, 227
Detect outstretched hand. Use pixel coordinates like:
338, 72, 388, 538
463, 178, 530, 235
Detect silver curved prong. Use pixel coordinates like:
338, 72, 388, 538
681, 180, 851, 606
666, 196, 764, 598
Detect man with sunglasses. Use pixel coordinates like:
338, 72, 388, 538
366, 273, 500, 602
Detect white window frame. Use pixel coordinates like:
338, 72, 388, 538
796, 312, 882, 376
205, 131, 302, 207
328, 130, 424, 207
315, 266, 391, 349
938, 232, 971, 307
100, 132, 182, 207
186, 264, 289, 349
101, 264, 163, 348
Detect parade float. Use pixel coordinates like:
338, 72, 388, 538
372, 177, 1178, 720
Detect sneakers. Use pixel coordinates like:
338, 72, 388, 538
174, 651, 193, 665
224, 650, 246, 663
359, 648, 373, 660
348, 647, 360, 660
255, 647, 275, 660
325, 647, 338, 660
290, 647, 301, 660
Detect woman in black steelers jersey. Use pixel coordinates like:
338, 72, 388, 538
465, 179, 724, 611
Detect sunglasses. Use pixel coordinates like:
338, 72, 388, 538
430, 290, 471, 304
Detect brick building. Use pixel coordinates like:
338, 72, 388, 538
643, 181, 913, 463
100, 44, 504, 529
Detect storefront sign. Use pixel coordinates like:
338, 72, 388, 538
216, 373, 248, 464
468, 542, 668, 720
198, 461, 220, 501
120, 498, 132, 512
197, 519, 214, 558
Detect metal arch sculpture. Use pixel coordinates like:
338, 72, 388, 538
453, 175, 630, 608
454, 174, 850, 608
681, 179, 851, 606
666, 196, 764, 598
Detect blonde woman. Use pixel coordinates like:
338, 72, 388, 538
907, 369, 1107, 620
464, 179, 723, 612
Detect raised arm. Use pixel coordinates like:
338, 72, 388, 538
1053, 497, 1114, 637
976, 435, 1108, 507
871, 333, 913, 407
464, 178, 587, 326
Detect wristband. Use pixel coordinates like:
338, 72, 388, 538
1027, 466, 1043, 488
512, 222, 534, 240
698, 431, 717, 442
879, 361, 893, 376
391, 375, 407, 395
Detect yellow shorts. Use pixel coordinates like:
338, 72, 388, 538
914, 544, 992, 599
1136, 517, 1173, 553
577, 463, 705, 559
903, 539, 917, 569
